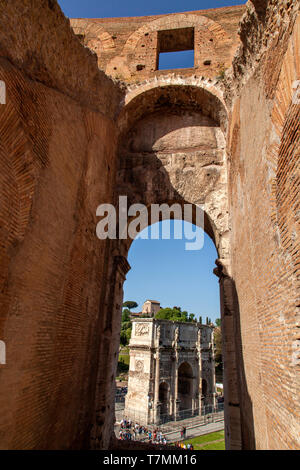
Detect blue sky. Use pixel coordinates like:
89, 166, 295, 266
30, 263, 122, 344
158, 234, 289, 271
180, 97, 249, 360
57, 0, 246, 70
57, 0, 245, 18
125, 221, 220, 322
55, 0, 243, 321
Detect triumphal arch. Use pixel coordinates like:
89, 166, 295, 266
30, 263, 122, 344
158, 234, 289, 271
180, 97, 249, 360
0, 0, 299, 451
124, 319, 215, 424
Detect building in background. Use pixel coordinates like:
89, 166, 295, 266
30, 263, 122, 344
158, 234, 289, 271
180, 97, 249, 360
141, 300, 161, 317
130, 299, 161, 319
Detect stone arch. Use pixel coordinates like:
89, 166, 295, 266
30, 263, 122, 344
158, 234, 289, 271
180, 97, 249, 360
178, 361, 194, 413
71, 20, 115, 50
116, 82, 230, 259
159, 381, 169, 417
122, 13, 232, 54
121, 76, 228, 131
70, 20, 115, 63
108, 79, 230, 441
108, 13, 236, 81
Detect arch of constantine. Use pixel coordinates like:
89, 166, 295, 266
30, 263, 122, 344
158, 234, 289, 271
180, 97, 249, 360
0, 0, 299, 450
124, 319, 215, 424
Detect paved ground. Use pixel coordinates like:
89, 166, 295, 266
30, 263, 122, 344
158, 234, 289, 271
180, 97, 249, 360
164, 421, 224, 443
115, 416, 224, 444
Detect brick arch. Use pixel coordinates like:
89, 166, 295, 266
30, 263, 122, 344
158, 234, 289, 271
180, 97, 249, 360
118, 79, 228, 133
178, 360, 194, 375
122, 13, 232, 54
124, 74, 227, 111
116, 200, 221, 259
70, 19, 115, 51
116, 81, 229, 259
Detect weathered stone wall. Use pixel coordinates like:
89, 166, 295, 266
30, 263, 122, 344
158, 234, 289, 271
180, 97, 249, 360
0, 0, 122, 450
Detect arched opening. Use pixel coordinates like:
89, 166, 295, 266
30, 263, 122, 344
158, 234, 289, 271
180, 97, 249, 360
118, 219, 219, 430
107, 82, 235, 445
178, 362, 194, 417
116, 83, 229, 258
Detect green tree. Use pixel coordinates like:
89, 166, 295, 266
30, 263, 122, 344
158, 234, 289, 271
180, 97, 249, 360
123, 301, 138, 310
120, 330, 128, 347
155, 307, 193, 323
121, 308, 131, 323
215, 318, 221, 327
120, 301, 138, 347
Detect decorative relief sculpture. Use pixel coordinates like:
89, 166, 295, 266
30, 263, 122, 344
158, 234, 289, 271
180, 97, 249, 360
135, 360, 144, 372
135, 323, 149, 336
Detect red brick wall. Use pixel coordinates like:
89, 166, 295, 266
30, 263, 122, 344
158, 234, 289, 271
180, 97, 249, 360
227, 11, 300, 449
71, 5, 245, 83
0, 1, 121, 450
0, 0, 299, 451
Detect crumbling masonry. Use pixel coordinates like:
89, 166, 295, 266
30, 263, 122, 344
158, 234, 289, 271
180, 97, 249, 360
0, 0, 299, 450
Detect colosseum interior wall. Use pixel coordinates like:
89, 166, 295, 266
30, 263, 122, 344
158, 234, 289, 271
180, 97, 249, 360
0, 0, 299, 450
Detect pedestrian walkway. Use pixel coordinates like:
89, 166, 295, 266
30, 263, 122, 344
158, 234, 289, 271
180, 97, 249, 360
164, 421, 224, 443
114, 413, 224, 445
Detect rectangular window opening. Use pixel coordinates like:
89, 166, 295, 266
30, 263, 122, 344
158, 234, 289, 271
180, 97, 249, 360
158, 50, 194, 70
157, 27, 194, 71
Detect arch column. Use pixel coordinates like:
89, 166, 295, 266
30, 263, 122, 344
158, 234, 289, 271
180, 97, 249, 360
153, 325, 161, 425
173, 327, 180, 421
214, 259, 242, 450
91, 253, 131, 449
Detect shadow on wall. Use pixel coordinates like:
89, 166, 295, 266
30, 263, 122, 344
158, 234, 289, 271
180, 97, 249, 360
232, 278, 256, 449
219, 265, 256, 450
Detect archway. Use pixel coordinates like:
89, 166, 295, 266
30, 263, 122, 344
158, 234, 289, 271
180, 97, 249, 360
159, 382, 169, 421
115, 82, 230, 259
178, 362, 194, 416
99, 82, 242, 449
120, 219, 219, 428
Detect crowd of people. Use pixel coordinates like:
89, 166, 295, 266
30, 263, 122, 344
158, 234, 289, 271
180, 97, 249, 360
174, 441, 194, 450
118, 418, 167, 444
